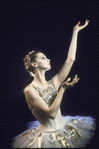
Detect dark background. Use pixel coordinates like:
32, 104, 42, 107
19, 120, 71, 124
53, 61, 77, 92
0, 0, 98, 148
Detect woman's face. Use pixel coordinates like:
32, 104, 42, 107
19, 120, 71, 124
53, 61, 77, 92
34, 52, 51, 71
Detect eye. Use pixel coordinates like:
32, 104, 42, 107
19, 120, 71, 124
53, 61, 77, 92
41, 57, 46, 59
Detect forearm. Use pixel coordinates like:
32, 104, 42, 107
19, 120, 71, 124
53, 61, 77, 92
48, 87, 65, 118
67, 30, 78, 62
67, 19, 89, 62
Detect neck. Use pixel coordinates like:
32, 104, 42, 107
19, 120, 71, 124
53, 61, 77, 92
32, 70, 47, 86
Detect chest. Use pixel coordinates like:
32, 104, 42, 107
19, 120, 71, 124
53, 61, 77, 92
32, 80, 58, 106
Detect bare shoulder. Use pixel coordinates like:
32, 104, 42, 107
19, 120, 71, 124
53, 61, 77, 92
23, 85, 34, 97
23, 85, 31, 94
23, 84, 39, 99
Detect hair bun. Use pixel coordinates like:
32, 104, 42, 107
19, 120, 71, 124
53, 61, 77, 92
23, 50, 39, 77
23, 55, 31, 70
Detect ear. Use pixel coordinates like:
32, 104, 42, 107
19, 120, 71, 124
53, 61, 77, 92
31, 62, 38, 68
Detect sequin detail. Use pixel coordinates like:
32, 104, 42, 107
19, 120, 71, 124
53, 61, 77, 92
32, 80, 58, 106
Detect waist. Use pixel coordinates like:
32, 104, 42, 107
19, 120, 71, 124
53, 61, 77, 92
38, 116, 66, 133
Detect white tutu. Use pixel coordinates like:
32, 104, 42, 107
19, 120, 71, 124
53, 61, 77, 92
11, 115, 96, 148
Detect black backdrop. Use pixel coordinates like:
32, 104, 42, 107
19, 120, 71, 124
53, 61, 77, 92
0, 0, 97, 148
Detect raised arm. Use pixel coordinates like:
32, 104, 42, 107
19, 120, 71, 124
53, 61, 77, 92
52, 19, 89, 90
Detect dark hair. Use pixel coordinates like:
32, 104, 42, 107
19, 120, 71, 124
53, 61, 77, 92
23, 50, 40, 76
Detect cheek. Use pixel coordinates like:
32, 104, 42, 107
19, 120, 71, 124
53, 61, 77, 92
38, 61, 46, 68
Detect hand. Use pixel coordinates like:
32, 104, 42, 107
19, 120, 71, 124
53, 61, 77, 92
73, 19, 89, 32
61, 75, 80, 90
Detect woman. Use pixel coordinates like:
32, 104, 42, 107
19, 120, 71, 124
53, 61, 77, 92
11, 19, 96, 148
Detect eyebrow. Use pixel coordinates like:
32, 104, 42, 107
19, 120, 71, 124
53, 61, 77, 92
39, 55, 46, 59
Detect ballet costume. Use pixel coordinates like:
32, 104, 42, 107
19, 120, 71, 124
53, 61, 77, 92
11, 80, 96, 148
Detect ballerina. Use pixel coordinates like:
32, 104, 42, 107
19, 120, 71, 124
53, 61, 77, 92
11, 19, 96, 148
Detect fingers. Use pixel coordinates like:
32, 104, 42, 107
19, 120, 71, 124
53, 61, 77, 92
66, 75, 80, 83
73, 74, 80, 83
77, 19, 89, 28
83, 19, 89, 27
62, 77, 71, 86
76, 77, 80, 82
74, 21, 80, 28
80, 19, 89, 25
77, 21, 81, 26
67, 77, 71, 82
63, 75, 80, 86
85, 19, 89, 23
73, 74, 77, 81
84, 19, 89, 26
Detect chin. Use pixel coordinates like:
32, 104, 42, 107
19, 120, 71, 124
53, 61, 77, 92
46, 67, 51, 71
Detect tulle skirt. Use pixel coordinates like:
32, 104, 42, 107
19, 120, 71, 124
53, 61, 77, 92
11, 115, 96, 148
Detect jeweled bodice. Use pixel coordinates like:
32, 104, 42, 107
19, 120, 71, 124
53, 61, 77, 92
27, 80, 58, 122
32, 80, 58, 107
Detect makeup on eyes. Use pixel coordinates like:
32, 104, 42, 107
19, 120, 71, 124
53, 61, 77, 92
40, 55, 46, 60
40, 54, 50, 62
41, 57, 46, 59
